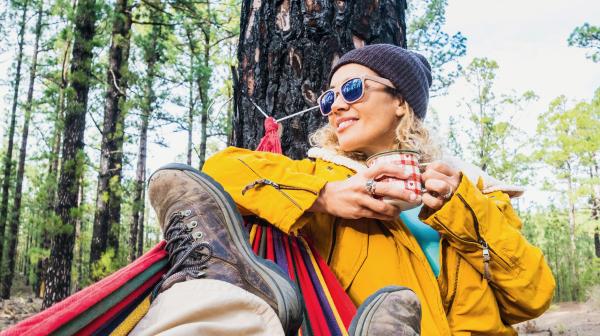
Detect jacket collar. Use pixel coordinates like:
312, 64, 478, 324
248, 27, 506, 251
307, 147, 525, 198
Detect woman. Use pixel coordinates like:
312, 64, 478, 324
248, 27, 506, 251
202, 44, 555, 335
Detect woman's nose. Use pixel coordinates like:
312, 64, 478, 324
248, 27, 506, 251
330, 92, 349, 115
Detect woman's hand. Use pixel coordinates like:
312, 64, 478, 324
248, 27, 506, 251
421, 161, 461, 211
309, 162, 421, 221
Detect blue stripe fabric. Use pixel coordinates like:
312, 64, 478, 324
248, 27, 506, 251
297, 239, 342, 336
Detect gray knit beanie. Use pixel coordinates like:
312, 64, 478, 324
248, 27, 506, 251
328, 44, 432, 120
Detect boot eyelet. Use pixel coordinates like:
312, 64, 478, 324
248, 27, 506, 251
182, 209, 192, 216
186, 221, 198, 230
192, 231, 204, 240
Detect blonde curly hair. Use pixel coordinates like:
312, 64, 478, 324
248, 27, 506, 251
309, 100, 441, 164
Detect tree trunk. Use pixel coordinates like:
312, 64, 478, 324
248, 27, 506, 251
130, 7, 160, 262
1, 1, 43, 299
43, 0, 97, 309
233, 0, 407, 158
137, 195, 146, 257
23, 225, 33, 286
187, 47, 194, 167
589, 163, 600, 258
566, 163, 580, 300
197, 2, 211, 170
35, 45, 68, 296
91, 0, 133, 265
0, 0, 28, 264
73, 176, 84, 292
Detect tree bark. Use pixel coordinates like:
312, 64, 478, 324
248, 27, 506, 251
130, 5, 161, 262
234, 0, 407, 158
91, 0, 133, 265
137, 195, 146, 257
0, 0, 28, 265
73, 176, 84, 292
566, 162, 580, 300
43, 0, 97, 308
1, 1, 43, 299
197, 1, 211, 170
35, 39, 69, 297
186, 39, 195, 167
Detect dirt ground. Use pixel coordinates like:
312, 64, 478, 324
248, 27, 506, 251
1, 293, 599, 333
515, 302, 600, 335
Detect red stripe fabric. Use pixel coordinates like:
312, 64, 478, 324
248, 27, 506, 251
281, 235, 296, 282
2, 242, 167, 336
76, 271, 164, 335
308, 241, 357, 329
290, 238, 329, 336
266, 226, 275, 261
252, 224, 262, 255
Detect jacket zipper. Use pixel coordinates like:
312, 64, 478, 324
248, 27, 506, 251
237, 158, 317, 211
431, 200, 511, 279
455, 193, 512, 278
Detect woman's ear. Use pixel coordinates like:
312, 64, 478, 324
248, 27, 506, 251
395, 98, 407, 118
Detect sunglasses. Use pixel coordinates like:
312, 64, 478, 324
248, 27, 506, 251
318, 75, 396, 116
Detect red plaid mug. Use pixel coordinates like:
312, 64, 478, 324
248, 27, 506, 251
366, 149, 423, 211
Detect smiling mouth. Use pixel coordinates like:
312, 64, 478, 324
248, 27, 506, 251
337, 118, 358, 132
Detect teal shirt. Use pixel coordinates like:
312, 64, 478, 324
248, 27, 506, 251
400, 205, 441, 277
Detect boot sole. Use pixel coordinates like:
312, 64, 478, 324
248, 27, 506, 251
151, 163, 302, 335
349, 286, 418, 336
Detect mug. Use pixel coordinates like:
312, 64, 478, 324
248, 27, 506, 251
366, 149, 423, 211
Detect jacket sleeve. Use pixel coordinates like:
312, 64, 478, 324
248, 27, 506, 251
202, 146, 329, 234
420, 174, 556, 324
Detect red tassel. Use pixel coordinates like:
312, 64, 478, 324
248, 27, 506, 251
256, 117, 282, 154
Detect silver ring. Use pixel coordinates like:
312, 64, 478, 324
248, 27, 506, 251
443, 188, 453, 200
365, 179, 377, 196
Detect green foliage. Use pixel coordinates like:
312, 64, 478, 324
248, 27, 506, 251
407, 0, 467, 95
525, 206, 599, 302
459, 57, 537, 183
91, 248, 117, 280
567, 23, 600, 62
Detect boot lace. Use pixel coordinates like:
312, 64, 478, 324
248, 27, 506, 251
152, 210, 213, 299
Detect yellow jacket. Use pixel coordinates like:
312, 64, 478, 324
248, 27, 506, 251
203, 146, 555, 335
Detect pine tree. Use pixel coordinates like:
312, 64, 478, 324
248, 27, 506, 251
1, 0, 44, 299
43, 0, 97, 308
90, 0, 133, 266
0, 0, 29, 269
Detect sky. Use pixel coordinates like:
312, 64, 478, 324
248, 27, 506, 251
431, 0, 600, 128
427, 0, 600, 207
1, 0, 599, 209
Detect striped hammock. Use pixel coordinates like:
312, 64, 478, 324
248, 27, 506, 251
3, 117, 357, 335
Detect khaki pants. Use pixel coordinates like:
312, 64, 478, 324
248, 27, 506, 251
130, 279, 284, 336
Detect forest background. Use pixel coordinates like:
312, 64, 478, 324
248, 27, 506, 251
0, 0, 598, 327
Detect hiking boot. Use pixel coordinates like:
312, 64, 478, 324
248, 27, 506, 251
148, 163, 303, 335
349, 286, 421, 336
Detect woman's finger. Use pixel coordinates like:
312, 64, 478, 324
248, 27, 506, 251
360, 209, 395, 221
421, 167, 449, 183
424, 178, 452, 198
371, 181, 419, 202
425, 161, 458, 177
363, 161, 416, 180
422, 192, 444, 210
358, 195, 400, 219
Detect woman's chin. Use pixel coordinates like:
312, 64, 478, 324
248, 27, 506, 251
338, 142, 361, 153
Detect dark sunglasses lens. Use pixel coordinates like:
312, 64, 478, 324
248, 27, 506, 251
320, 91, 335, 115
341, 78, 363, 102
